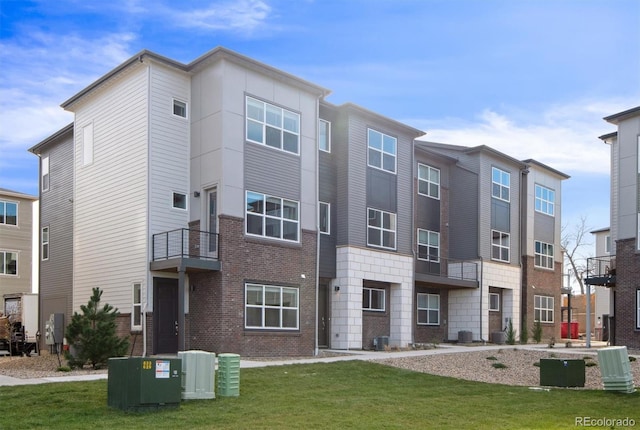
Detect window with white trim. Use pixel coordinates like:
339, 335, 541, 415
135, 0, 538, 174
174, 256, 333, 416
492, 167, 510, 202
246, 96, 300, 154
172, 192, 187, 210
605, 235, 611, 254
637, 289, 640, 329
417, 293, 440, 325
319, 201, 330, 234
0, 200, 17, 226
367, 208, 396, 249
363, 287, 385, 311
535, 184, 555, 216
417, 229, 439, 262
41, 227, 49, 261
367, 128, 396, 173
491, 230, 510, 262
489, 293, 500, 312
42, 155, 50, 192
319, 119, 330, 152
246, 191, 299, 242
0, 251, 17, 276
132, 283, 142, 330
534, 295, 554, 323
534, 240, 554, 269
418, 163, 440, 199
173, 99, 187, 118
245, 283, 299, 329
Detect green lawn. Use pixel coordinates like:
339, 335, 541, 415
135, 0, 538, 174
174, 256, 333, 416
0, 361, 637, 429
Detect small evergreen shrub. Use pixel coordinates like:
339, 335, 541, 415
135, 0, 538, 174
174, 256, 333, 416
492, 362, 508, 369
486, 356, 498, 361
630, 356, 637, 362
585, 361, 597, 367
532, 320, 543, 344
519, 325, 529, 344
505, 320, 517, 345
533, 361, 540, 367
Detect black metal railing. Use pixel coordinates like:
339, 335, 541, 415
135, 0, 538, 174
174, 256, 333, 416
418, 256, 479, 282
585, 255, 616, 286
152, 228, 219, 261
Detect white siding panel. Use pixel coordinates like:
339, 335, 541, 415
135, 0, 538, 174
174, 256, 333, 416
73, 65, 149, 312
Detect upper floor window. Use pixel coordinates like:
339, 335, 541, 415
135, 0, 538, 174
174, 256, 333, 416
534, 240, 554, 269
246, 191, 299, 242
246, 96, 300, 155
535, 184, 555, 216
489, 293, 500, 311
172, 192, 187, 210
417, 293, 440, 325
491, 230, 510, 262
245, 283, 299, 330
132, 283, 142, 331
173, 99, 187, 118
605, 235, 611, 254
41, 227, 49, 261
319, 119, 331, 152
367, 129, 396, 173
418, 164, 440, 199
492, 167, 510, 202
319, 201, 330, 235
0, 201, 17, 226
367, 208, 396, 250
363, 287, 385, 312
417, 229, 439, 262
534, 295, 554, 323
42, 155, 50, 192
0, 251, 17, 276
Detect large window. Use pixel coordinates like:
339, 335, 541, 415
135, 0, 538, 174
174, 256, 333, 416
492, 167, 510, 202
0, 251, 17, 276
246, 96, 300, 155
535, 184, 555, 216
418, 164, 440, 199
42, 155, 50, 192
534, 295, 554, 323
245, 283, 299, 330
0, 201, 17, 226
319, 119, 330, 152
132, 283, 142, 330
367, 208, 396, 249
417, 229, 439, 262
489, 293, 500, 312
417, 293, 439, 325
363, 287, 385, 311
319, 202, 330, 234
534, 240, 554, 269
41, 227, 49, 261
368, 129, 396, 173
491, 230, 510, 262
246, 191, 299, 242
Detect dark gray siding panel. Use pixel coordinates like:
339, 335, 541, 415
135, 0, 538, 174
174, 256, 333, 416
416, 196, 440, 232
491, 199, 510, 232
534, 212, 555, 243
244, 143, 301, 199
366, 168, 397, 213
449, 167, 479, 259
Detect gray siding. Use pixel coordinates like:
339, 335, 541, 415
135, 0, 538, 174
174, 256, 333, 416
0, 192, 35, 296
449, 166, 479, 259
244, 143, 302, 200
534, 212, 555, 244
366, 168, 397, 213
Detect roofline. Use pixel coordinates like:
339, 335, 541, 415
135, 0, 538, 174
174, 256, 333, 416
464, 145, 528, 169
603, 106, 640, 124
338, 102, 426, 137
28, 123, 74, 154
521, 159, 570, 179
61, 47, 331, 110
0, 188, 37, 201
414, 141, 460, 164
598, 131, 617, 142
590, 227, 610, 234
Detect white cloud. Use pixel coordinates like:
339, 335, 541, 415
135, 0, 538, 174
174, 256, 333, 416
410, 99, 634, 175
165, 0, 271, 33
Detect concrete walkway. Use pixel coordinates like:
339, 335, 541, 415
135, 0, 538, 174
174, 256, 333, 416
0, 341, 616, 387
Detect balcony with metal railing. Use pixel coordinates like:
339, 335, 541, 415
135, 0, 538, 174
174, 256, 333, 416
584, 255, 616, 287
150, 228, 221, 273
415, 256, 479, 289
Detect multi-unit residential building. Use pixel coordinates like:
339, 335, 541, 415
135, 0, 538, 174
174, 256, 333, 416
0, 188, 37, 299
590, 227, 612, 342
589, 106, 640, 349
29, 47, 568, 357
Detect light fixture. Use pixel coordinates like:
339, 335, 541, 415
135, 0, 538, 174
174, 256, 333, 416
334, 286, 340, 292
193, 191, 201, 198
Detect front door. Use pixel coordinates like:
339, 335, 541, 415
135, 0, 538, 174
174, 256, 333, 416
154, 278, 178, 354
318, 283, 330, 347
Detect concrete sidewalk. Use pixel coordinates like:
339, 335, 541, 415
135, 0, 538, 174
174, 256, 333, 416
0, 342, 614, 387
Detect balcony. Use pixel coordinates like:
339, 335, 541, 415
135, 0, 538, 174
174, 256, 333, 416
415, 256, 479, 289
150, 228, 221, 273
584, 255, 616, 287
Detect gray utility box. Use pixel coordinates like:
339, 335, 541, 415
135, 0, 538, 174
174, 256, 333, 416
108, 357, 182, 411
458, 331, 473, 343
374, 336, 389, 351
178, 350, 215, 400
539, 358, 585, 387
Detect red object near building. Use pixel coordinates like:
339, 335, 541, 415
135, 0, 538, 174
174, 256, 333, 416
561, 322, 579, 339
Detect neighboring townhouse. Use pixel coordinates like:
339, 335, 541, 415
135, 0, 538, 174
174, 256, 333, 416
31, 46, 569, 357
590, 227, 613, 342
589, 106, 640, 349
28, 124, 74, 347
0, 188, 37, 298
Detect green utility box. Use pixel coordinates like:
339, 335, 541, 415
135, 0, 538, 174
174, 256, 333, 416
217, 353, 240, 397
108, 357, 182, 411
539, 358, 585, 387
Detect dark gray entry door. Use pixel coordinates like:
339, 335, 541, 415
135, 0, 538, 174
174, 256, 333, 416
154, 278, 178, 354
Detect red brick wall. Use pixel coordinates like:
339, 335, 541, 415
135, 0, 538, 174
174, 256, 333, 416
521, 256, 562, 342
187, 215, 318, 357
613, 238, 640, 349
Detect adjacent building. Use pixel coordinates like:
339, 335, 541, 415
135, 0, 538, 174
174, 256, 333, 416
30, 47, 568, 356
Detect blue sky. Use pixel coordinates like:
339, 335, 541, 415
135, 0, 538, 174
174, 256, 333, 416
1, 0, 639, 240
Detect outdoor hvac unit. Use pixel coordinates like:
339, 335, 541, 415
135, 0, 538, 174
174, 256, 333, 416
178, 350, 215, 400
374, 336, 389, 351
597, 346, 635, 393
458, 330, 473, 343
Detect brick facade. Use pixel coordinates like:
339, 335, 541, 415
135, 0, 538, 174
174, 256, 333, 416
521, 256, 562, 341
414, 286, 448, 344
613, 238, 640, 349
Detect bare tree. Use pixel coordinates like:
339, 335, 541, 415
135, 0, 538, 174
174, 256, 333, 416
561, 215, 593, 294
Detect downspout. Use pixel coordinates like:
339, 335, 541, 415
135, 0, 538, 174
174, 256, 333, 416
143, 55, 150, 358
410, 140, 416, 347
479, 257, 484, 343
314, 98, 320, 356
